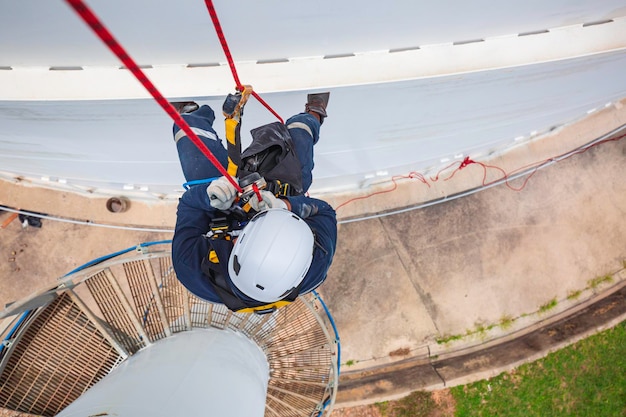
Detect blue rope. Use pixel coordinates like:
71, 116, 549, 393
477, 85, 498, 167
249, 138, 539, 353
312, 290, 341, 416
183, 176, 219, 190
2, 241, 171, 358
0, 311, 30, 357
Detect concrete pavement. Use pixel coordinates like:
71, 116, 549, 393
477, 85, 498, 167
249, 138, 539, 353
321, 134, 626, 405
323, 133, 625, 365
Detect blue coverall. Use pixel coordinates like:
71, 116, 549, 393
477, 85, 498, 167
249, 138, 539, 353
171, 105, 337, 304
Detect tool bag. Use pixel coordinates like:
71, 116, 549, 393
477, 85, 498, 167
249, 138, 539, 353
238, 122, 304, 196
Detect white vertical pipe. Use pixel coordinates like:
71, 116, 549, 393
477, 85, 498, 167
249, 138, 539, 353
56, 328, 269, 417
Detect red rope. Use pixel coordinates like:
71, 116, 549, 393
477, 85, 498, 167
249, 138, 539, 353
251, 182, 263, 202
336, 132, 626, 210
334, 172, 430, 211
204, 0, 284, 124
251, 91, 284, 124
204, 0, 242, 90
65, 0, 242, 192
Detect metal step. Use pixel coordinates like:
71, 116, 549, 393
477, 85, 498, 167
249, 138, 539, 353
0, 292, 123, 416
266, 388, 317, 417
85, 268, 149, 353
156, 256, 191, 333
124, 259, 171, 341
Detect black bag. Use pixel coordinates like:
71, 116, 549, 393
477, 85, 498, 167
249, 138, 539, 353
239, 122, 304, 196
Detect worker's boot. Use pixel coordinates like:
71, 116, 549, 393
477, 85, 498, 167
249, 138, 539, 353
305, 92, 330, 125
171, 101, 199, 114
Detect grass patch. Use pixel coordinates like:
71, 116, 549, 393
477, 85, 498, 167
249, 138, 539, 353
344, 359, 356, 366
587, 274, 613, 289
369, 322, 626, 416
538, 297, 558, 313
474, 323, 486, 335
566, 289, 582, 300
451, 320, 626, 416
436, 334, 463, 344
376, 391, 437, 417
438, 319, 513, 345
498, 315, 514, 330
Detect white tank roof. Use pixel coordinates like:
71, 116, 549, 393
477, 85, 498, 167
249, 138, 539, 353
55, 329, 269, 417
0, 1, 624, 194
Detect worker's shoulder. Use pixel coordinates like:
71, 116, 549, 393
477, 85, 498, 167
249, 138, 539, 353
288, 195, 335, 217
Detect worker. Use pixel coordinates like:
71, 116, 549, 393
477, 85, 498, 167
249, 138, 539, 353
171, 93, 337, 314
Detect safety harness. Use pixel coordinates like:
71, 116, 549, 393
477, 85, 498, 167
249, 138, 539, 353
198, 91, 305, 314
202, 258, 299, 314
201, 212, 301, 315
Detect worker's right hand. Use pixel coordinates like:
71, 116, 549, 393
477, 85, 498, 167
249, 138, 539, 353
207, 176, 238, 210
249, 190, 288, 212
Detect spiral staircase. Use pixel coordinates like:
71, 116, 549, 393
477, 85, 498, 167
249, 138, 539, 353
0, 244, 339, 417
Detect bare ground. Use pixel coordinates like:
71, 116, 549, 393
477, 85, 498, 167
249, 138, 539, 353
330, 389, 456, 417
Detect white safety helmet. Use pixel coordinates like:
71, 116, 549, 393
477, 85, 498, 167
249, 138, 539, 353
228, 209, 315, 303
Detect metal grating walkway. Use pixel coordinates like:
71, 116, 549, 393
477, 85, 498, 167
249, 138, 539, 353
0, 248, 339, 416
0, 293, 122, 416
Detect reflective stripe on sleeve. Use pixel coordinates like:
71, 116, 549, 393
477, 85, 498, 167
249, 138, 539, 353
174, 127, 219, 143
287, 121, 313, 137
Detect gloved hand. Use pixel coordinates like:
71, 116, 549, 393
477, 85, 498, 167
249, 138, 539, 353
207, 176, 238, 210
249, 190, 287, 212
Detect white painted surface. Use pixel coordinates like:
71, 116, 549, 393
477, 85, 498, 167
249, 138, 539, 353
55, 329, 269, 417
2, 19, 625, 100
0, 1, 625, 194
1, 50, 625, 193
2, 0, 625, 66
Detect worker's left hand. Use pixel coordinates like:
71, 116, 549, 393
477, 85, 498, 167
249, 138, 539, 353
249, 190, 287, 212
207, 176, 238, 210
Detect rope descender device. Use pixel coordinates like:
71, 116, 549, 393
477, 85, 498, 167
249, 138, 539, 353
223, 85, 253, 121
238, 173, 267, 214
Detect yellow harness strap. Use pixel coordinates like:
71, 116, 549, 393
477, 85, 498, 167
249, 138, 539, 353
224, 85, 253, 177
237, 300, 293, 314
208, 250, 219, 263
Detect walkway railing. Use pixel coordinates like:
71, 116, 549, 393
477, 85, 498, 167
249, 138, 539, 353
0, 243, 340, 417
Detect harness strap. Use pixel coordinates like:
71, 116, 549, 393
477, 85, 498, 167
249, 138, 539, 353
200, 245, 299, 314
201, 256, 296, 314
224, 86, 253, 177
237, 300, 292, 314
